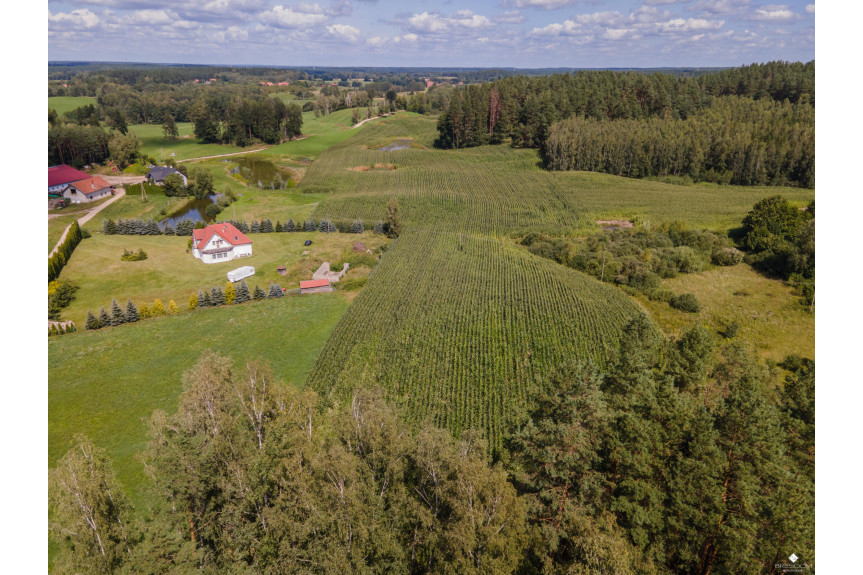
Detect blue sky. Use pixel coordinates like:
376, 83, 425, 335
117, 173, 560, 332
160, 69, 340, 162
47, 0, 814, 68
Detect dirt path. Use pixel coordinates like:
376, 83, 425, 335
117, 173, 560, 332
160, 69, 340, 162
49, 189, 126, 257
176, 148, 270, 163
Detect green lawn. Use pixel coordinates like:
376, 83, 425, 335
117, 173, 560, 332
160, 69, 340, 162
635, 263, 814, 363
48, 216, 79, 253
48, 96, 98, 116
49, 293, 350, 508
130, 123, 247, 162
57, 231, 387, 326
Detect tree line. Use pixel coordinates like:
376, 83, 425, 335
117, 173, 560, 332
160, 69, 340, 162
50, 317, 813, 574
434, 61, 814, 187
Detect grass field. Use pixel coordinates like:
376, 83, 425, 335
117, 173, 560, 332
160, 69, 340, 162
57, 231, 387, 326
635, 264, 815, 363
48, 96, 98, 116
130, 123, 248, 162
49, 293, 351, 508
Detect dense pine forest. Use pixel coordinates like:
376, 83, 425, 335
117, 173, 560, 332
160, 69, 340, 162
435, 61, 814, 187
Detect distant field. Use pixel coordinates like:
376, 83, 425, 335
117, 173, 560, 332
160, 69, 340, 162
636, 264, 815, 363
129, 123, 247, 162
48, 96, 98, 116
49, 293, 350, 508
57, 231, 386, 326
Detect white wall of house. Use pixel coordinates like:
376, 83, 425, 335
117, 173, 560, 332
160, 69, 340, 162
192, 232, 253, 264
62, 187, 111, 203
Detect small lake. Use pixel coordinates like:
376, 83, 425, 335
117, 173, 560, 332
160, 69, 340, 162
378, 139, 412, 151
160, 194, 223, 228
232, 157, 294, 189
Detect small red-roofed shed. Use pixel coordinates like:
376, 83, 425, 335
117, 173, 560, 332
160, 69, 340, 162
299, 278, 332, 294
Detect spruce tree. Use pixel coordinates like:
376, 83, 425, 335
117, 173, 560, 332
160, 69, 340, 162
162, 223, 175, 236
285, 218, 295, 232
253, 286, 267, 300
225, 282, 236, 304
125, 300, 139, 323
198, 290, 210, 308
85, 311, 101, 330
374, 220, 384, 235
211, 287, 226, 306
99, 308, 111, 327
152, 299, 166, 316
235, 280, 251, 304
110, 298, 125, 326
250, 220, 261, 233
275, 221, 283, 232
260, 219, 274, 233
351, 219, 365, 234
304, 219, 316, 232
102, 219, 118, 235
268, 283, 284, 298
168, 300, 180, 315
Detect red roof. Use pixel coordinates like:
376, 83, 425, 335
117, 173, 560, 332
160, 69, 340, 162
300, 279, 330, 289
192, 223, 252, 251
67, 175, 112, 196
49, 165, 89, 187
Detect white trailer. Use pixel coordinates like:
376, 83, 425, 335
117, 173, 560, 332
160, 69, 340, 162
227, 266, 255, 282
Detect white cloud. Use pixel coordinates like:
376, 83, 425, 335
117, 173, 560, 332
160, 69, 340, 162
127, 9, 176, 25
530, 20, 580, 36
495, 10, 525, 24
451, 10, 491, 29
409, 12, 449, 33
511, 0, 583, 9
603, 28, 633, 40
407, 10, 491, 34
327, 23, 360, 42
805, 3, 815, 13
574, 11, 624, 26
751, 4, 799, 20
295, 2, 324, 14
695, 0, 750, 14
261, 5, 328, 28
48, 8, 101, 28
659, 17, 724, 32
366, 35, 386, 47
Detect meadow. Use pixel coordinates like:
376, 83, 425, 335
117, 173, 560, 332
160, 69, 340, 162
49, 293, 350, 507
48, 96, 98, 116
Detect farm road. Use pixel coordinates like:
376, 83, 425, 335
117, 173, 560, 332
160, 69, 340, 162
49, 188, 126, 257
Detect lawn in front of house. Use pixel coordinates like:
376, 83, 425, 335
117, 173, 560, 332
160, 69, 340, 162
56, 230, 388, 326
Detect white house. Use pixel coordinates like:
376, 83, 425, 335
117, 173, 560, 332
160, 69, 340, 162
61, 176, 114, 204
191, 223, 253, 264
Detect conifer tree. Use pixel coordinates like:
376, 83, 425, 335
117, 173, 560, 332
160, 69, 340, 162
125, 300, 139, 323
225, 282, 236, 304
250, 220, 260, 233
374, 220, 384, 235
189, 292, 198, 311
211, 287, 226, 306
102, 219, 118, 235
162, 223, 175, 236
351, 219, 364, 233
110, 298, 125, 326
386, 198, 402, 238
152, 299, 166, 316
268, 283, 284, 298
253, 285, 267, 300
139, 303, 151, 319
98, 308, 111, 327
260, 218, 274, 233
198, 290, 210, 308
235, 280, 251, 304
275, 221, 283, 232
168, 300, 180, 315
304, 219, 316, 232
285, 218, 295, 232
49, 324, 58, 337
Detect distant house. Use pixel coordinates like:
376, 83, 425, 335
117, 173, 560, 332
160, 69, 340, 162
191, 223, 253, 264
277, 81, 290, 86
61, 176, 113, 204
145, 166, 188, 187
49, 165, 89, 195
299, 278, 332, 294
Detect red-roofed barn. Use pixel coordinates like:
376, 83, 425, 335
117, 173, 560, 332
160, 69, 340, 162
191, 223, 253, 264
61, 175, 113, 204
49, 165, 90, 195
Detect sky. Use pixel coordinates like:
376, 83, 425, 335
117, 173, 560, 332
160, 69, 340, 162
47, 0, 815, 68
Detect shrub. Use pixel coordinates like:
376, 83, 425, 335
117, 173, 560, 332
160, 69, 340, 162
340, 277, 368, 291
152, 299, 166, 316
85, 311, 101, 331
120, 248, 148, 262
722, 320, 740, 339
628, 270, 662, 293
205, 203, 223, 218
225, 282, 236, 305
189, 292, 198, 311
671, 293, 701, 313
253, 286, 267, 300
712, 247, 744, 266
168, 300, 180, 315
669, 246, 704, 274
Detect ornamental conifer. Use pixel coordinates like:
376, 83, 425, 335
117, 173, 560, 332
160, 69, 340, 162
235, 280, 251, 304
125, 300, 139, 323
250, 221, 260, 233
225, 282, 236, 304
211, 287, 226, 306
110, 298, 125, 326
275, 221, 283, 232
140, 303, 151, 319
351, 219, 364, 234
260, 219, 274, 233
374, 220, 384, 234
285, 218, 295, 232
198, 290, 210, 308
168, 300, 180, 315
268, 283, 284, 298
152, 299, 166, 316
189, 292, 198, 311
304, 219, 316, 232
99, 308, 111, 327
253, 285, 267, 300
85, 311, 101, 330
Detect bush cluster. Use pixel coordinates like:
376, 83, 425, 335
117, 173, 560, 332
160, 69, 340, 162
49, 222, 83, 282
120, 248, 148, 261
48, 279, 79, 321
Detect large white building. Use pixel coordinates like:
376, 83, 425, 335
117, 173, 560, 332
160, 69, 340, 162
191, 223, 253, 264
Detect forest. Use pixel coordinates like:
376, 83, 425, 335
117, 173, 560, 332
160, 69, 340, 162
435, 61, 814, 187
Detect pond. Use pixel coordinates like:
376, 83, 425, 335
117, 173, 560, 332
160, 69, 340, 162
378, 139, 412, 151
231, 157, 295, 190
160, 194, 224, 228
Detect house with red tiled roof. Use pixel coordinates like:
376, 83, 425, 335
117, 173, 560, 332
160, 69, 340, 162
191, 223, 253, 264
61, 175, 114, 204
49, 165, 90, 195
